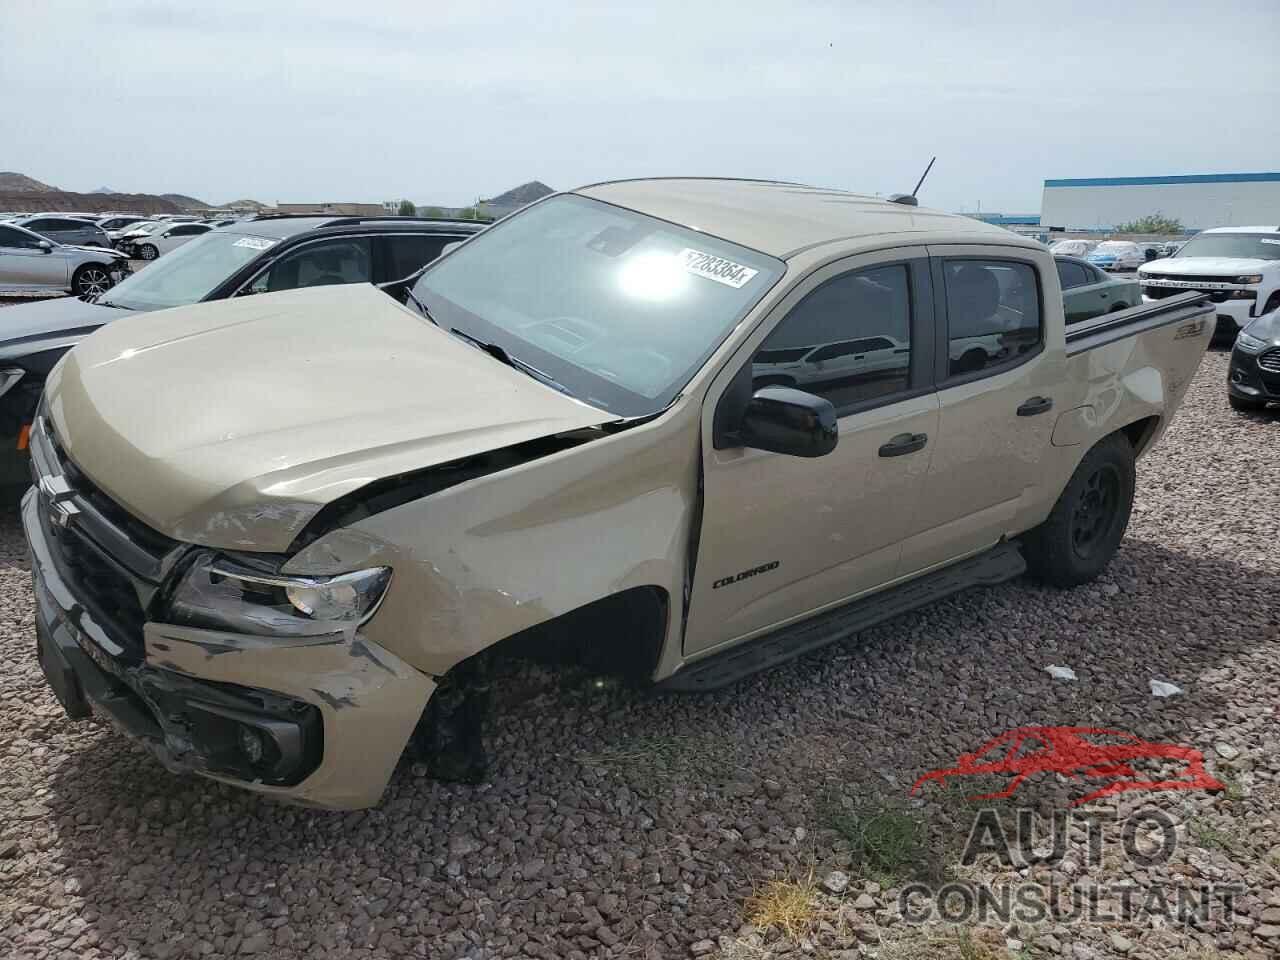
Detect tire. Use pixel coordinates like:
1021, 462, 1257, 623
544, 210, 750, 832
1229, 393, 1267, 412
1023, 432, 1135, 588
1108, 302, 1127, 313
71, 263, 113, 298
953, 349, 987, 375
139, 244, 159, 261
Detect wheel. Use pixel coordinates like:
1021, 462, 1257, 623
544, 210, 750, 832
953, 349, 987, 375
1229, 393, 1267, 412
1023, 433, 1135, 588
139, 244, 159, 261
71, 263, 113, 298
1108, 302, 1127, 313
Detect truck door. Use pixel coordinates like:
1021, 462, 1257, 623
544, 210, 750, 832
896, 247, 1061, 577
686, 250, 938, 656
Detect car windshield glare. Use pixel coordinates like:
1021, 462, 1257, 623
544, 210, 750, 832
412, 194, 784, 417
100, 231, 277, 310
1175, 233, 1280, 261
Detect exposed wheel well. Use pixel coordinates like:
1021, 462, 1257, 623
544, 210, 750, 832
468, 586, 669, 683
1119, 415, 1160, 457
408, 587, 670, 776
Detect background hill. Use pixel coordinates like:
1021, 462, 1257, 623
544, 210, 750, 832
0, 172, 57, 193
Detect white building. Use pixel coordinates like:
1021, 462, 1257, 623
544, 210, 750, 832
1041, 173, 1280, 232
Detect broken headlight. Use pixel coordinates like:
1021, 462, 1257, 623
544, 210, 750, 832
168, 557, 392, 637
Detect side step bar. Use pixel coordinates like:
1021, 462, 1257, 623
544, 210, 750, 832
661, 542, 1026, 692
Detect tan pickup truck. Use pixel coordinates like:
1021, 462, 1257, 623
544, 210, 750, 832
25, 179, 1213, 808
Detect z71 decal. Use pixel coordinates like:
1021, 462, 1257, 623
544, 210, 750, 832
713, 561, 780, 589
680, 248, 759, 289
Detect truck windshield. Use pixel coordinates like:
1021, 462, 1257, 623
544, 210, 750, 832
98, 231, 277, 310
411, 194, 784, 418
1174, 233, 1280, 261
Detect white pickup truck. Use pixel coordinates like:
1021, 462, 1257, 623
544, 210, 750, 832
25, 179, 1215, 808
1139, 226, 1280, 340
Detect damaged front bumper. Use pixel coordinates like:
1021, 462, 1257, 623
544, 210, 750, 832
24, 490, 436, 809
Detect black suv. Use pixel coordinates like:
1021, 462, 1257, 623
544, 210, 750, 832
0, 215, 485, 482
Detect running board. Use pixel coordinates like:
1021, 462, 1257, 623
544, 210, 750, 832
661, 542, 1025, 692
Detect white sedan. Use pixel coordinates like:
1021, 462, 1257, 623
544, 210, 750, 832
1086, 240, 1146, 272
118, 221, 213, 260
1049, 239, 1094, 258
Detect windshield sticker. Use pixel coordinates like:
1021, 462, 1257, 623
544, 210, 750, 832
679, 249, 759, 289
1261, 238, 1280, 246
232, 237, 277, 251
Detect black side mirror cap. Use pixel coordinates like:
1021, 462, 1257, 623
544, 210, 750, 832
738, 386, 838, 458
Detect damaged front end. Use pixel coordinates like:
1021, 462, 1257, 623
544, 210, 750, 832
25, 414, 434, 809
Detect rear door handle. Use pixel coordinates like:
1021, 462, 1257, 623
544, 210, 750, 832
878, 432, 928, 457
1017, 396, 1054, 417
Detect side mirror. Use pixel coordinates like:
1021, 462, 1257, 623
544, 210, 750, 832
739, 386, 838, 458
37, 240, 53, 253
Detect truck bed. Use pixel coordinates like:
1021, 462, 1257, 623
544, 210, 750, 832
1064, 291, 1212, 356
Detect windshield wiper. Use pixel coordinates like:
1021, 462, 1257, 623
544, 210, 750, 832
403, 286, 436, 325
449, 328, 573, 397
95, 299, 134, 310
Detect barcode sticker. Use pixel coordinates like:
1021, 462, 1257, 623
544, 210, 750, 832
233, 237, 277, 250
679, 248, 758, 289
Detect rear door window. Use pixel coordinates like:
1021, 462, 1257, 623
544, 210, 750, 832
941, 259, 1042, 378
1055, 260, 1088, 290
377, 234, 454, 282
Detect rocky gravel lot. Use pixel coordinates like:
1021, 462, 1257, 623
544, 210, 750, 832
1, 345, 1277, 960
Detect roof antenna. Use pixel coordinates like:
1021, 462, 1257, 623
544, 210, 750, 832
890, 156, 936, 207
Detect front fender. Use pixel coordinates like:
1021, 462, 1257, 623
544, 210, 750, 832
284, 405, 702, 680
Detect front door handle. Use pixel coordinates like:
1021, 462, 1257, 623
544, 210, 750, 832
1017, 396, 1054, 417
878, 432, 928, 457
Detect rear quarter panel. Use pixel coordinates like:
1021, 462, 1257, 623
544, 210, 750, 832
1029, 306, 1212, 530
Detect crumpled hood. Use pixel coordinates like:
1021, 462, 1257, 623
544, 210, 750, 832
0, 295, 118, 360
1141, 257, 1272, 276
46, 284, 613, 552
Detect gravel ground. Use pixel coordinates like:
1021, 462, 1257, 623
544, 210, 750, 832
1, 346, 1277, 960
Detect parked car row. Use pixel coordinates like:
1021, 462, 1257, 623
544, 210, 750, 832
1049, 238, 1185, 271
0, 211, 250, 255
0, 214, 484, 481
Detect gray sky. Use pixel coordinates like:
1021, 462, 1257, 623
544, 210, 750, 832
3, 0, 1277, 211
